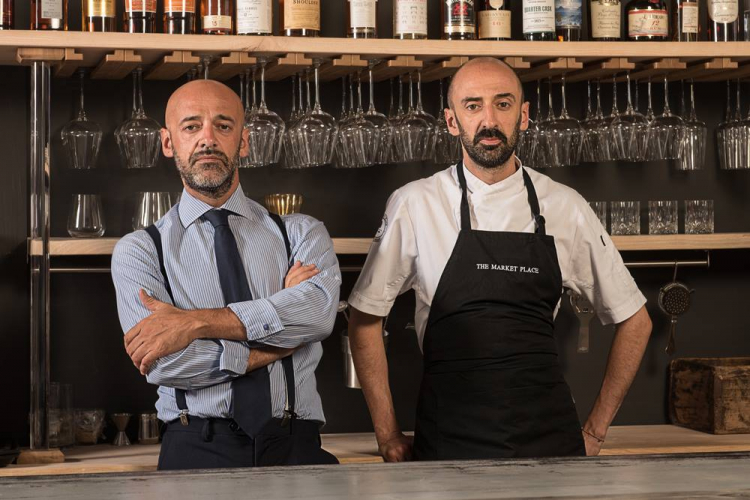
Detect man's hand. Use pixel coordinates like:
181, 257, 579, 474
285, 261, 319, 288
124, 290, 205, 375
378, 433, 414, 462
582, 430, 604, 456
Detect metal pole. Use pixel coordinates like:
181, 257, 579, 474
29, 61, 51, 450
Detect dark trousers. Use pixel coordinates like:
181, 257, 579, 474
158, 417, 339, 471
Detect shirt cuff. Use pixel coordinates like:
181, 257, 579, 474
347, 290, 393, 318
218, 340, 251, 376
228, 299, 284, 342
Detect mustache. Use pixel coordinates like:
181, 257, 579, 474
473, 128, 508, 146
190, 149, 229, 166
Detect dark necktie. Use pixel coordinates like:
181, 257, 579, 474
203, 209, 271, 437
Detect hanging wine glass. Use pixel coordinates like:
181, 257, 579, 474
388, 77, 406, 163
434, 78, 461, 165
61, 69, 103, 170
115, 67, 162, 169
525, 80, 548, 168
649, 75, 684, 160
336, 74, 363, 168
244, 58, 285, 168
736, 79, 750, 169
581, 80, 601, 163
539, 75, 582, 167
395, 72, 435, 162
678, 79, 707, 171
610, 71, 648, 162
362, 61, 394, 166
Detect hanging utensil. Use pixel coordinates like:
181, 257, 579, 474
568, 290, 596, 354
658, 264, 694, 356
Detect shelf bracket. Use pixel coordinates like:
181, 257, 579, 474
202, 52, 257, 81
624, 58, 687, 82
91, 50, 143, 80
372, 56, 423, 82
689, 58, 745, 82
317, 55, 368, 82
518, 57, 583, 83
262, 53, 313, 81
146, 51, 201, 81
420, 57, 468, 83
566, 58, 636, 83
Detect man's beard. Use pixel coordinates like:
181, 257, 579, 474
456, 114, 521, 170
174, 144, 241, 199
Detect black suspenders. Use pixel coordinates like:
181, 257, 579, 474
144, 212, 297, 426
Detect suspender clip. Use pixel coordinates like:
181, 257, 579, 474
281, 408, 297, 427
179, 409, 189, 426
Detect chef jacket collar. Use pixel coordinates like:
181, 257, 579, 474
455, 156, 526, 197
178, 183, 259, 228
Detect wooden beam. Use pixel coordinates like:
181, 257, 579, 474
90, 50, 142, 80
145, 51, 201, 80
372, 56, 423, 82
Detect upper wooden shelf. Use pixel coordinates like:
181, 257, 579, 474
4, 32, 750, 82
28, 233, 750, 257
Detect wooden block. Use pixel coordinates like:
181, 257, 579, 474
318, 55, 368, 82
91, 50, 143, 80
54, 49, 85, 78
519, 58, 583, 83
205, 52, 257, 81
16, 48, 66, 65
263, 53, 312, 81
670, 357, 750, 434
146, 51, 201, 81
625, 58, 687, 82
420, 57, 467, 83
566, 58, 636, 83
16, 448, 65, 465
372, 56, 423, 82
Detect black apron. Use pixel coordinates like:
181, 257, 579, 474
412, 163, 585, 461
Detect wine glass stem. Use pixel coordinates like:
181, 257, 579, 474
252, 67, 257, 109
536, 79, 541, 121
625, 72, 633, 112
306, 70, 311, 112
408, 73, 414, 111
560, 75, 568, 118
647, 77, 653, 114
341, 77, 347, 115
369, 67, 376, 113
78, 69, 86, 120
260, 62, 267, 109
596, 78, 603, 117
239, 72, 245, 109
663, 76, 671, 115
690, 79, 697, 121
611, 75, 617, 116
357, 72, 363, 112
547, 78, 553, 120
291, 74, 296, 114
314, 63, 321, 111
586, 80, 592, 118
736, 79, 741, 120
416, 71, 424, 111
398, 77, 403, 113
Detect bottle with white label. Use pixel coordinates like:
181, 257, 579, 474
31, 0, 67, 30
124, 0, 157, 32
672, 0, 699, 40
523, 0, 556, 40
346, 0, 378, 38
393, 0, 428, 39
280, 0, 320, 36
237, 0, 272, 35
589, 0, 621, 40
555, 0, 582, 40
164, 0, 196, 34
201, 0, 233, 34
626, 0, 668, 40
707, 0, 739, 40
477, 0, 512, 40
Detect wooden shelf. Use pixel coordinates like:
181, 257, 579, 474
28, 233, 750, 257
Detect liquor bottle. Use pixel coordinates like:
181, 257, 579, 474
164, 0, 196, 33
477, 0, 512, 40
589, 0, 621, 40
523, 0, 555, 39
124, 0, 157, 32
707, 0, 739, 40
745, 0, 750, 39
393, 0, 428, 39
82, 0, 117, 31
346, 0, 378, 38
555, 0, 582, 40
626, 0, 668, 40
280, 0, 320, 36
237, 0, 272, 35
442, 0, 476, 39
201, 0, 233, 34
31, 0, 67, 30
672, 0, 699, 40
0, 0, 10, 30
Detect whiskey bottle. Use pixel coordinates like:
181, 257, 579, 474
393, 0, 428, 39
523, 0, 555, 39
82, 0, 116, 31
31, 0, 67, 30
626, 0, 668, 40
280, 0, 320, 37
346, 0, 378, 38
124, 0, 157, 32
672, 0, 699, 40
0, 0, 11, 30
555, 0, 582, 40
442, 0, 476, 39
164, 0, 196, 33
237, 0, 272, 35
707, 0, 739, 40
589, 0, 621, 40
477, 0, 511, 40
201, 0, 233, 34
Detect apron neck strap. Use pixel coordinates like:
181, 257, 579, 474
456, 162, 546, 236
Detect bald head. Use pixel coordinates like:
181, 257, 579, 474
165, 79, 244, 130
447, 57, 524, 111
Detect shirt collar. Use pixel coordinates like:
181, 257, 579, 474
178, 184, 257, 228
453, 157, 525, 196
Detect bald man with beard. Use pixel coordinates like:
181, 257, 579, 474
111, 80, 341, 470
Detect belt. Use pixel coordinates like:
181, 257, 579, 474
164, 416, 322, 442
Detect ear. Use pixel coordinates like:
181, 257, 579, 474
161, 128, 174, 158
445, 108, 460, 137
239, 126, 250, 158
520, 101, 530, 132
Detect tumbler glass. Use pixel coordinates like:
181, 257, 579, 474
67, 194, 106, 237
74, 409, 106, 445
648, 200, 678, 234
610, 201, 640, 235
132, 192, 173, 230
685, 199, 714, 234
49, 382, 74, 447
138, 413, 160, 444
588, 201, 608, 232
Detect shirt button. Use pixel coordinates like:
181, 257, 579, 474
263, 324, 270, 331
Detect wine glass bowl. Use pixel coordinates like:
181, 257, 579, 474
61, 70, 103, 170
115, 67, 162, 169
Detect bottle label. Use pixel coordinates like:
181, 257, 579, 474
41, 0, 64, 19
444, 0, 476, 34
87, 0, 116, 17
555, 0, 582, 28
708, 0, 738, 23
628, 9, 668, 36
394, 0, 428, 35
284, 0, 321, 30
203, 14, 232, 30
523, 0, 555, 33
478, 9, 511, 38
590, 0, 620, 38
165, 0, 196, 13
680, 2, 698, 33
350, 0, 377, 29
126, 0, 157, 13
237, 0, 272, 33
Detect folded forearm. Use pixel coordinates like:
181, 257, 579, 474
146, 339, 247, 390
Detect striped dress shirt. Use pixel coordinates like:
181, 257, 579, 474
111, 185, 341, 424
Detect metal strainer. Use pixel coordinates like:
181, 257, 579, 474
658, 265, 694, 356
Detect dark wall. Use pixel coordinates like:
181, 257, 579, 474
2, 1, 750, 447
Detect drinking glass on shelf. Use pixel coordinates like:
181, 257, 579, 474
67, 194, 105, 238
434, 78, 461, 165
61, 69, 103, 170
264, 194, 303, 215
649, 76, 684, 160
610, 201, 640, 235
115, 67, 162, 169
539, 75, 582, 167
132, 192, 173, 231
588, 201, 608, 232
685, 199, 714, 234
244, 58, 286, 167
678, 79, 707, 171
648, 200, 678, 234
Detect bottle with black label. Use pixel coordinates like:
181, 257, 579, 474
237, 0, 272, 35
442, 0, 476, 39
555, 0, 582, 40
477, 0, 512, 40
0, 0, 12, 29
164, 0, 196, 33
280, 0, 320, 36
672, 0, 699, 40
124, 0, 156, 32
31, 0, 67, 30
82, 0, 117, 31
393, 0, 428, 39
346, 0, 378, 38
626, 0, 668, 40
707, 0, 739, 40
523, 0, 556, 39
201, 0, 233, 34
589, 0, 621, 40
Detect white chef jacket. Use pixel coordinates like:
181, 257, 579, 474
348, 160, 647, 350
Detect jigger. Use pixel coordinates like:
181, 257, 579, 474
112, 413, 132, 446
